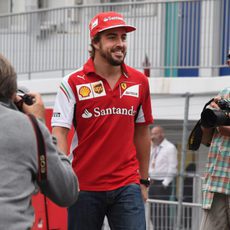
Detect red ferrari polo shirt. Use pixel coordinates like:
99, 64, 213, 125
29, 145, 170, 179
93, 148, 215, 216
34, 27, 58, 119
52, 58, 153, 191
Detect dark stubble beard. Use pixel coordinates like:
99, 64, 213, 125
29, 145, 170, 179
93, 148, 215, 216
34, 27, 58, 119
99, 46, 127, 66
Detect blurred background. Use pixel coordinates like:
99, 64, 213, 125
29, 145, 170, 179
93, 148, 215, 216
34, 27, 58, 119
0, 0, 229, 229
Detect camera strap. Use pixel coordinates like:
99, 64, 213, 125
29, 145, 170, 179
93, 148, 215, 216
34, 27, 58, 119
27, 114, 47, 186
188, 98, 214, 151
27, 114, 50, 230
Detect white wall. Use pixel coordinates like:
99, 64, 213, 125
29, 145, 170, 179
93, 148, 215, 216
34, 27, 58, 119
18, 74, 230, 120
149, 77, 229, 120
0, 0, 10, 13
12, 0, 26, 12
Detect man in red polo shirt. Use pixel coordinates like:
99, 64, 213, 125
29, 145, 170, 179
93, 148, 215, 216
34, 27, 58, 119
52, 11, 153, 230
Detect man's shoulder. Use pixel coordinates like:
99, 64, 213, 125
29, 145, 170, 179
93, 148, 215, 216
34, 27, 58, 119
0, 104, 32, 127
162, 139, 177, 149
0, 104, 22, 117
63, 67, 85, 83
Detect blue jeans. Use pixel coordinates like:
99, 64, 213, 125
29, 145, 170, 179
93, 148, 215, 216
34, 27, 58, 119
68, 183, 146, 230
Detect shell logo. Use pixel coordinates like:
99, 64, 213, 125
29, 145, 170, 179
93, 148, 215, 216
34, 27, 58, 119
120, 82, 127, 90
79, 86, 91, 97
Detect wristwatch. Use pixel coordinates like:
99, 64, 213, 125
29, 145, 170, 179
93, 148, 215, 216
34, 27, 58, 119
140, 177, 151, 187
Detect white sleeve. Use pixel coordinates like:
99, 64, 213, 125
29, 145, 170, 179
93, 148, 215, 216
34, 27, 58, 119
163, 145, 178, 187
51, 77, 76, 129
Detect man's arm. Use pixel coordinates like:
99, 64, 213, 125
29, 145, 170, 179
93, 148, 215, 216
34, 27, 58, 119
134, 125, 151, 201
52, 126, 70, 155
19, 92, 78, 206
39, 122, 79, 206
218, 126, 230, 136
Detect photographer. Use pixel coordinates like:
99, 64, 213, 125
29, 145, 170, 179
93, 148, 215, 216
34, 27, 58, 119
0, 53, 79, 230
199, 87, 230, 230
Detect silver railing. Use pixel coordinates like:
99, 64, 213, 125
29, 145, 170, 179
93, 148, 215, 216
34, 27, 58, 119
101, 173, 202, 230
0, 0, 229, 79
102, 198, 202, 230
146, 199, 202, 230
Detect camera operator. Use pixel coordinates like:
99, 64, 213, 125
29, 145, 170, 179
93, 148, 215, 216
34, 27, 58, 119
0, 53, 79, 230
199, 87, 230, 230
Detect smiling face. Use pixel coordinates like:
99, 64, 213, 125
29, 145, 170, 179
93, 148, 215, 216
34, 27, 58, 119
93, 28, 127, 66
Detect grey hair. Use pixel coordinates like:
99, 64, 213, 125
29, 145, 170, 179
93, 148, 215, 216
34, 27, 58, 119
0, 54, 17, 99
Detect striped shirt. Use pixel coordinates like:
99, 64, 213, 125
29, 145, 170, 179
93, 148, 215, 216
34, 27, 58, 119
202, 87, 230, 209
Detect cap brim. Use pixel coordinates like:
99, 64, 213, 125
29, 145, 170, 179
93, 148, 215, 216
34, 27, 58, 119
98, 24, 136, 34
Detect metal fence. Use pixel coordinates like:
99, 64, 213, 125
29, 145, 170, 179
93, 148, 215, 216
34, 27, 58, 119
100, 172, 202, 230
102, 199, 202, 230
145, 199, 202, 230
0, 0, 230, 79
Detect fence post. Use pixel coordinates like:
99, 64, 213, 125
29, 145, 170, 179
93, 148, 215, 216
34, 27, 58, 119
28, 12, 32, 80
62, 9, 66, 77
176, 92, 192, 230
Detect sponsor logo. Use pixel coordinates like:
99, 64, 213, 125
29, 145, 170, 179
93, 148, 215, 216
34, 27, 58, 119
119, 83, 139, 98
93, 82, 103, 94
91, 18, 98, 29
92, 81, 106, 98
104, 16, 123, 22
77, 75, 85, 80
53, 112, 61, 117
79, 86, 91, 97
120, 82, 127, 90
82, 109, 93, 118
81, 106, 136, 118
39, 155, 46, 173
77, 81, 106, 101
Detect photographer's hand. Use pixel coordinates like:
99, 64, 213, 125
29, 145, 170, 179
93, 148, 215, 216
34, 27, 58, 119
210, 97, 230, 136
200, 98, 219, 145
21, 92, 46, 122
210, 96, 221, 109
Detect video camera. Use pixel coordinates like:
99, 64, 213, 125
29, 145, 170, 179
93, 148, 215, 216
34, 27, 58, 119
200, 99, 230, 128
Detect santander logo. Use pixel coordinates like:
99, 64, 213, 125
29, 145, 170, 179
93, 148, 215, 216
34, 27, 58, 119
81, 106, 136, 118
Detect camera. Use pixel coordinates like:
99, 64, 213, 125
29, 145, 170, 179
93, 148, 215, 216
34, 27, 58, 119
200, 99, 230, 128
17, 87, 34, 106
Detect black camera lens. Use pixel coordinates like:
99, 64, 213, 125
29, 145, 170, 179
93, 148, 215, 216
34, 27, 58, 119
21, 94, 34, 105
201, 108, 230, 128
17, 87, 34, 105
218, 99, 230, 111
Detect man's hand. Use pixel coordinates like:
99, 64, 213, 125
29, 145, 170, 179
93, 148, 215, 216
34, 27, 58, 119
140, 184, 148, 202
208, 96, 230, 137
17, 92, 46, 122
209, 96, 221, 109
218, 126, 230, 137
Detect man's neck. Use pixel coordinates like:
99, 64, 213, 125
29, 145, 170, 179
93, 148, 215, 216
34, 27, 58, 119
0, 97, 18, 111
94, 58, 122, 79
93, 57, 122, 89
153, 138, 164, 147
